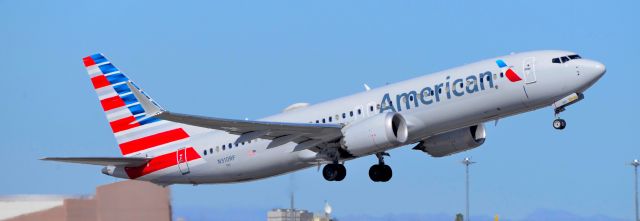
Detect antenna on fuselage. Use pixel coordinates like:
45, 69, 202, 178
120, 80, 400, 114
363, 84, 371, 91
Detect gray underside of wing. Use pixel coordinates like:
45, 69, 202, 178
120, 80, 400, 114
126, 81, 344, 151
41, 157, 150, 167
156, 112, 343, 139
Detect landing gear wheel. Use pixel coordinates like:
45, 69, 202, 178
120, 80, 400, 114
369, 165, 381, 182
322, 164, 346, 181
335, 164, 346, 181
369, 164, 392, 182
553, 119, 566, 130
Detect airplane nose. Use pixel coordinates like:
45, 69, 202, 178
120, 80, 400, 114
577, 59, 606, 91
594, 61, 606, 77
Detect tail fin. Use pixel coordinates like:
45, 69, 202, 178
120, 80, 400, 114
83, 54, 191, 157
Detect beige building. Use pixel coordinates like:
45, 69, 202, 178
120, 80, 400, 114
267, 208, 314, 221
0, 180, 171, 221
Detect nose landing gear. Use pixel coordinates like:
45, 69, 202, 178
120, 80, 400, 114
553, 118, 566, 130
369, 152, 392, 182
551, 93, 584, 130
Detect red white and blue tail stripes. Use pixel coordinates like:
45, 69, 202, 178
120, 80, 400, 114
83, 54, 196, 158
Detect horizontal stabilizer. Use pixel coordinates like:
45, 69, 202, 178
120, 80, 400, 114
41, 157, 150, 167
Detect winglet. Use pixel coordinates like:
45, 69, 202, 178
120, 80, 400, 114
126, 81, 165, 124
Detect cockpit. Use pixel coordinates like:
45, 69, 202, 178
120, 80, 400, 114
552, 54, 582, 64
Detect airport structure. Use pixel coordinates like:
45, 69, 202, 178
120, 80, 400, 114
267, 194, 332, 221
0, 181, 171, 221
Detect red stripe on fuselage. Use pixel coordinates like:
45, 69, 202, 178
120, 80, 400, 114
119, 128, 190, 155
91, 75, 110, 89
100, 96, 126, 111
109, 116, 140, 133
83, 56, 96, 67
124, 147, 201, 179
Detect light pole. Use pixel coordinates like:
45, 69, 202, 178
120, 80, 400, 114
631, 159, 640, 221
462, 157, 476, 221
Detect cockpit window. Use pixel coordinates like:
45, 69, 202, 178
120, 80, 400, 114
568, 54, 582, 60
552, 54, 582, 64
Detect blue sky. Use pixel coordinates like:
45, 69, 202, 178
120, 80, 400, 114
1, 0, 638, 220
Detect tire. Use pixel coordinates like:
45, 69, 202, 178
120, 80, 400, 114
553, 119, 566, 130
322, 164, 337, 181
380, 165, 393, 182
369, 165, 381, 182
334, 164, 346, 181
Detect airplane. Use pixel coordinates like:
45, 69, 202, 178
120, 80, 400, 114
43, 50, 605, 184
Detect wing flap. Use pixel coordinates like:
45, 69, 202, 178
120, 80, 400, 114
41, 157, 150, 167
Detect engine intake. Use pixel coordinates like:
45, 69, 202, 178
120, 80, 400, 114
414, 124, 486, 157
340, 112, 408, 156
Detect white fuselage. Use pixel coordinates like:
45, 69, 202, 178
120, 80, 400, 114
126, 50, 605, 184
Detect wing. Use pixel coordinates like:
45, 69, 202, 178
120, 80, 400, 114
126, 82, 343, 151
41, 157, 150, 167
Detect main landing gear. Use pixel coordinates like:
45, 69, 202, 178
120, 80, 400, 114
369, 152, 392, 182
322, 163, 346, 181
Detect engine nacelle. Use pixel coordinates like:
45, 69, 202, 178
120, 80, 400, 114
340, 112, 408, 156
413, 124, 486, 157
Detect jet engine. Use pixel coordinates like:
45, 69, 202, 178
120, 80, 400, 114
340, 112, 408, 156
413, 124, 486, 157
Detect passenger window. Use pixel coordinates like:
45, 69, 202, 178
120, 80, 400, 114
409, 95, 414, 101
229, 143, 232, 149
552, 58, 561, 63
438, 88, 442, 94
329, 116, 332, 122
500, 72, 504, 78
222, 145, 226, 150
342, 113, 346, 119
203, 150, 207, 155
316, 120, 319, 123
370, 106, 374, 111
561, 56, 570, 63
322, 118, 326, 123
358, 109, 362, 115
209, 148, 213, 154
376, 104, 381, 110
349, 111, 353, 117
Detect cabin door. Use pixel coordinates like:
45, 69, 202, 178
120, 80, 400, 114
177, 147, 190, 175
